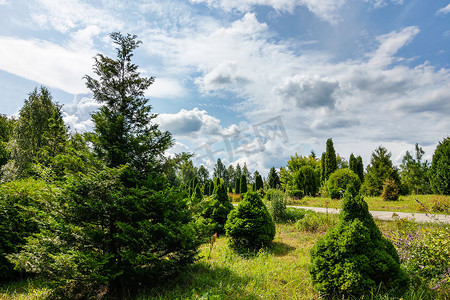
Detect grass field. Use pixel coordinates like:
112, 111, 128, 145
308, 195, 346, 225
288, 194, 450, 214
1, 211, 447, 300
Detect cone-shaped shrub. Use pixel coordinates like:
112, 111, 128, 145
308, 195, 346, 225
225, 191, 275, 251
381, 178, 399, 201
201, 183, 233, 235
309, 188, 408, 298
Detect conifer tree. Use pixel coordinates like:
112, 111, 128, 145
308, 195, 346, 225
267, 166, 280, 189
324, 138, 337, 180
240, 174, 247, 193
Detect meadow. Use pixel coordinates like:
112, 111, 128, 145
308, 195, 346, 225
1, 208, 448, 300
287, 194, 450, 214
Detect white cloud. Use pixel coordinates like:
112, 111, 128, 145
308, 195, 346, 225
369, 26, 420, 68
0, 36, 94, 94
437, 3, 450, 15
190, 0, 346, 23
366, 0, 403, 8
62, 97, 101, 132
0, 0, 9, 5
196, 61, 252, 92
156, 108, 222, 137
146, 77, 188, 99
31, 0, 122, 33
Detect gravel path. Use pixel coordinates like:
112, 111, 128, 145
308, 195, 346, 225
289, 206, 450, 224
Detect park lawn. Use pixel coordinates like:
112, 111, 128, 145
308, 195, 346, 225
289, 194, 450, 214
1, 215, 444, 300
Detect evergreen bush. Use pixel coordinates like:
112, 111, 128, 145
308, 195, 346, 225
326, 169, 361, 199
429, 136, 450, 195
381, 178, 399, 201
309, 189, 409, 298
200, 183, 233, 235
225, 192, 275, 251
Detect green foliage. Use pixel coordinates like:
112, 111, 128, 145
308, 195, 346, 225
255, 174, 263, 191
0, 179, 58, 281
213, 159, 227, 185
361, 146, 401, 196
225, 192, 275, 251
280, 153, 320, 193
197, 165, 210, 186
200, 183, 233, 235
293, 165, 319, 196
295, 210, 338, 232
234, 177, 240, 194
9, 167, 200, 297
239, 175, 247, 194
0, 114, 13, 175
309, 190, 409, 298
326, 169, 361, 199
288, 189, 304, 199
400, 143, 431, 194
429, 137, 450, 195
264, 189, 287, 223
3, 87, 67, 180
381, 178, 400, 201
324, 138, 337, 181
85, 32, 172, 173
356, 155, 364, 182
267, 166, 280, 189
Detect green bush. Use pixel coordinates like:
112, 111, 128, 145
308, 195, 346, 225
200, 183, 233, 235
326, 169, 361, 199
0, 179, 57, 282
264, 189, 287, 223
309, 189, 409, 298
381, 178, 399, 201
225, 192, 275, 251
429, 136, 450, 195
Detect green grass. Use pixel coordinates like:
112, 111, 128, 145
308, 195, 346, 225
1, 212, 447, 300
289, 194, 450, 214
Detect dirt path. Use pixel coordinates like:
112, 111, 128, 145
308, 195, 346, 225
290, 206, 450, 224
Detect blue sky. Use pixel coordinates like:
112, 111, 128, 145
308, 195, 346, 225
0, 0, 449, 175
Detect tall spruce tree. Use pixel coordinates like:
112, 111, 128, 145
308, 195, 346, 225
349, 153, 357, 174
85, 32, 172, 173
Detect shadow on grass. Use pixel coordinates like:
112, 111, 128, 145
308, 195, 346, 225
271, 241, 296, 257
138, 262, 258, 300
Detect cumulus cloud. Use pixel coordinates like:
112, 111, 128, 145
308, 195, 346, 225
62, 97, 101, 132
156, 108, 221, 136
274, 75, 339, 109
196, 61, 252, 92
